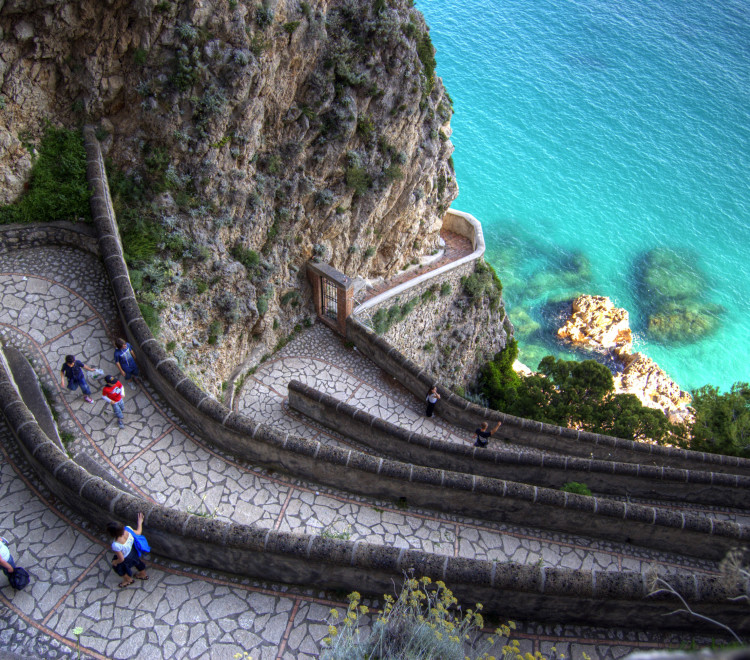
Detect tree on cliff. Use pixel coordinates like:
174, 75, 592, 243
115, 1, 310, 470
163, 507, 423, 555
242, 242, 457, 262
479, 351, 673, 442
687, 382, 750, 458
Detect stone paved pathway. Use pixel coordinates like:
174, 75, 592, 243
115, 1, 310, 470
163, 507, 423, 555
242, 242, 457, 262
0, 244, 733, 657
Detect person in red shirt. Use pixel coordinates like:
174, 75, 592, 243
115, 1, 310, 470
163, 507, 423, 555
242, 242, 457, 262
102, 375, 125, 429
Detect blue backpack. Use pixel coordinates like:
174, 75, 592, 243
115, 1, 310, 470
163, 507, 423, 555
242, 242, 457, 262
126, 527, 151, 557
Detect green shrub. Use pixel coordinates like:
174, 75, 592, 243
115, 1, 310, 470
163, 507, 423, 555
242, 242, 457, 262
356, 115, 374, 139
423, 342, 434, 352
208, 320, 223, 345
255, 5, 274, 28
283, 20, 300, 34
383, 163, 404, 183
0, 125, 91, 225
436, 173, 446, 198
372, 297, 419, 334
139, 302, 161, 336
249, 33, 268, 55
133, 48, 148, 65
562, 481, 592, 496
440, 282, 452, 297
231, 244, 260, 272
364, 246, 376, 258
345, 166, 371, 195
462, 260, 503, 310
280, 290, 300, 306
257, 288, 273, 316
416, 31, 436, 93
686, 382, 750, 458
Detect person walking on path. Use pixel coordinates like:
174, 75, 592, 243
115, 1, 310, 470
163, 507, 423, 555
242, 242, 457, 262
114, 338, 139, 391
108, 513, 148, 588
60, 354, 96, 403
474, 420, 502, 448
0, 536, 15, 581
425, 385, 441, 417
102, 375, 125, 429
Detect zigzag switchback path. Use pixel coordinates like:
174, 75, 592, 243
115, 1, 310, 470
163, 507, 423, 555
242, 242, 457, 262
0, 242, 739, 658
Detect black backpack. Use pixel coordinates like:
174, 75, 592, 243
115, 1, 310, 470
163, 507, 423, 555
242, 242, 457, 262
8, 566, 30, 590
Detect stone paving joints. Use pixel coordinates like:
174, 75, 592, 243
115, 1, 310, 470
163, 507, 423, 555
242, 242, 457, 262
0, 244, 735, 657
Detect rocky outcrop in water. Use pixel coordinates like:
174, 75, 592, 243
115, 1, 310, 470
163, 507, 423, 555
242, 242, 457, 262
557, 294, 632, 352
557, 295, 692, 423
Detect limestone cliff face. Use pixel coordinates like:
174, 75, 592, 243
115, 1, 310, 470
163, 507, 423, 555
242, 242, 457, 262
0, 0, 457, 392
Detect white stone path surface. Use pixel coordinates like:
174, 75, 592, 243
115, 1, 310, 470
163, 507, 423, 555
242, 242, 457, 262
0, 245, 731, 658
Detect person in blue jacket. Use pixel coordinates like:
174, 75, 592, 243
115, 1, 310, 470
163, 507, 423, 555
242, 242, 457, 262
60, 354, 96, 403
114, 338, 140, 390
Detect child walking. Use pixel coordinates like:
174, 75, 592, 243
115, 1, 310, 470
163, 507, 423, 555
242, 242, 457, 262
60, 355, 96, 403
102, 375, 125, 429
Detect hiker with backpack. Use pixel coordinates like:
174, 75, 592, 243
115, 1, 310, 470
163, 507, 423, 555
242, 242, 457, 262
107, 512, 149, 588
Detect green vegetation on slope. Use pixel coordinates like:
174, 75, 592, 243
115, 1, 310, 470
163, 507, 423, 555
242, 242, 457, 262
478, 346, 673, 443
682, 383, 750, 458
0, 125, 91, 225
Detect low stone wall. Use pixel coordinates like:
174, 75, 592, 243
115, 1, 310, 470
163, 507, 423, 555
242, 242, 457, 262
346, 317, 750, 476
0, 221, 99, 255
2, 348, 750, 632
288, 380, 750, 510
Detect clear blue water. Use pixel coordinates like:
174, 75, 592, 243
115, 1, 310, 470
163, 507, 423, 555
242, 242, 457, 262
418, 0, 750, 392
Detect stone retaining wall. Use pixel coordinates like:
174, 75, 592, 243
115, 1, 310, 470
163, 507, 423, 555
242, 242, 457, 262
346, 317, 750, 476
353, 209, 486, 317
0, 221, 99, 255
353, 210, 510, 389
288, 380, 750, 510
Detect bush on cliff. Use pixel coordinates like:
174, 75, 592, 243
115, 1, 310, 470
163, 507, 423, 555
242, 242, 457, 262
479, 351, 673, 442
0, 125, 91, 225
686, 382, 750, 458
462, 260, 503, 311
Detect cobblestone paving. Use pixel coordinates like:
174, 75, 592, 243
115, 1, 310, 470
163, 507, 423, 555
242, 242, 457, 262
0, 245, 733, 657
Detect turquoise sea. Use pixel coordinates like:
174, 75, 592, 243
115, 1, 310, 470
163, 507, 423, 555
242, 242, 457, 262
417, 0, 750, 392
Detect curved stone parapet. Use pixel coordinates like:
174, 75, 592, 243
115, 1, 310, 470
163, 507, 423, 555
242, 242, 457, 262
2, 343, 750, 632
353, 208, 485, 316
346, 316, 750, 476
288, 379, 750, 509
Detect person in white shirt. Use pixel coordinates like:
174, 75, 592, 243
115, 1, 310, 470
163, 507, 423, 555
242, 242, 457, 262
0, 535, 15, 580
107, 513, 148, 588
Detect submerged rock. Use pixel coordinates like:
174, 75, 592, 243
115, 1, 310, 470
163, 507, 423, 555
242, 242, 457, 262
527, 251, 592, 300
636, 248, 706, 303
648, 301, 724, 343
510, 308, 541, 338
557, 295, 633, 352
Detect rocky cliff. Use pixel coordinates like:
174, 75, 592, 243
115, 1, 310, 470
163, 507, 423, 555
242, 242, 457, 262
0, 0, 457, 393
557, 295, 693, 424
